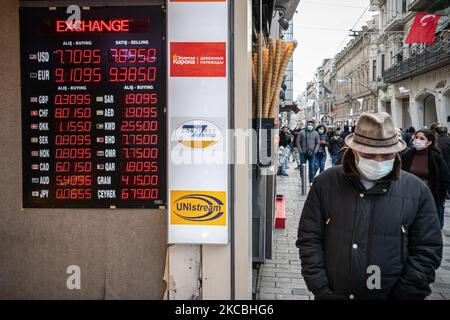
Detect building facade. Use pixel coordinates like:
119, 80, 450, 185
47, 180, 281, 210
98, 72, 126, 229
373, 0, 450, 129
317, 58, 335, 126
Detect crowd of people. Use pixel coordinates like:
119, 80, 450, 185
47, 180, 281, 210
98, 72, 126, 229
278, 118, 450, 230
277, 121, 351, 183
290, 112, 447, 300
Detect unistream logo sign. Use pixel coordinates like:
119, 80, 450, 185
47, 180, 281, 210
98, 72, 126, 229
170, 191, 226, 226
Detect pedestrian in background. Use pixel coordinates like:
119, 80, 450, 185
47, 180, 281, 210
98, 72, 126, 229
291, 126, 302, 169
406, 127, 416, 148
436, 125, 450, 169
297, 112, 442, 300
296, 119, 320, 186
277, 126, 292, 176
431, 123, 439, 134
401, 129, 450, 229
396, 128, 410, 156
326, 127, 334, 143
328, 129, 343, 166
399, 128, 407, 142
340, 125, 351, 141
436, 125, 450, 199
314, 124, 329, 175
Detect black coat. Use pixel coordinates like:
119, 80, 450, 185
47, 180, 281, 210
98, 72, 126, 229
317, 133, 329, 154
406, 133, 415, 148
340, 131, 351, 141
401, 147, 450, 208
328, 136, 344, 156
296, 149, 442, 300
279, 131, 292, 148
438, 134, 450, 169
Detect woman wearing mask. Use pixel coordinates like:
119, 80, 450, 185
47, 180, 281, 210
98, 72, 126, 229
314, 124, 329, 174
401, 129, 450, 229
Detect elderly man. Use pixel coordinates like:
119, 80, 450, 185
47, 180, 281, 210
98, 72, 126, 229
296, 112, 443, 300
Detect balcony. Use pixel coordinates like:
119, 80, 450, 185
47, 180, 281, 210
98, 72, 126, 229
384, 15, 406, 32
409, 0, 450, 12
383, 33, 450, 83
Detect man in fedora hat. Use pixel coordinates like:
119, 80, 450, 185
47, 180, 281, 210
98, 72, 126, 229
296, 112, 443, 300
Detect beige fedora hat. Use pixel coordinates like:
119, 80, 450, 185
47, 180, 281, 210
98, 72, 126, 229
345, 112, 406, 154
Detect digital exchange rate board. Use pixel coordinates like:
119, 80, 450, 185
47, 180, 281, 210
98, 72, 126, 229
20, 6, 166, 208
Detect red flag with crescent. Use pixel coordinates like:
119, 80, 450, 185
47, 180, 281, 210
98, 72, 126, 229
406, 12, 446, 44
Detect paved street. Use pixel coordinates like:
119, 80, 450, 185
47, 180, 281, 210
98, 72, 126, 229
257, 157, 450, 300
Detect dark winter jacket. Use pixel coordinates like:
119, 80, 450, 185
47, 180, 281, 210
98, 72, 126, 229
296, 148, 443, 300
328, 136, 344, 156
340, 130, 351, 141
279, 131, 293, 148
406, 133, 415, 148
438, 134, 450, 170
292, 129, 301, 148
401, 147, 450, 208
317, 133, 329, 154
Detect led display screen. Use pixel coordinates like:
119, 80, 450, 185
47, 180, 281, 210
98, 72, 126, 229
20, 6, 166, 208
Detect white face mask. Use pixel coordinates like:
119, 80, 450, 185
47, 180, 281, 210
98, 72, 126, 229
356, 154, 395, 181
413, 139, 428, 150
307, 125, 314, 131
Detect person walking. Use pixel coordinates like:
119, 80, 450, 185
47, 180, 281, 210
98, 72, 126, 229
296, 120, 320, 186
297, 112, 443, 300
291, 127, 302, 169
328, 129, 343, 166
314, 124, 329, 174
436, 125, 450, 170
326, 127, 335, 143
340, 125, 351, 141
401, 129, 450, 229
277, 126, 292, 176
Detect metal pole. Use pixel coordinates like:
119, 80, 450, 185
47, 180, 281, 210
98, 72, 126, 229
301, 163, 306, 195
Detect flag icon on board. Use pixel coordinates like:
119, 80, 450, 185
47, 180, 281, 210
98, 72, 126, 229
31, 164, 39, 170
31, 124, 38, 129
31, 110, 38, 116
30, 97, 38, 103
32, 191, 39, 197
31, 151, 39, 157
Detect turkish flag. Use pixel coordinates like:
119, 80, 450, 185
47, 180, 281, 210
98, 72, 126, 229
406, 12, 445, 44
